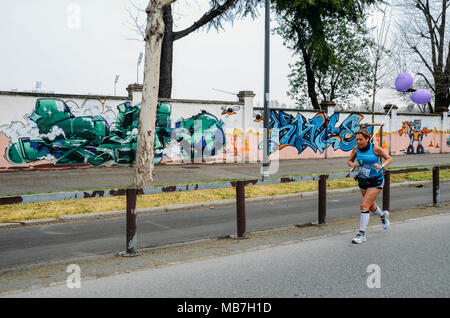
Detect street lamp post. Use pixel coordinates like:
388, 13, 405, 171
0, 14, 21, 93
262, 0, 271, 175
114, 75, 120, 96
137, 52, 143, 84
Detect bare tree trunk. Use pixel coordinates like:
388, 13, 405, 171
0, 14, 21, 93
435, 73, 449, 112
127, 0, 242, 99
158, 5, 174, 98
158, 0, 238, 98
301, 47, 320, 110
134, 0, 176, 189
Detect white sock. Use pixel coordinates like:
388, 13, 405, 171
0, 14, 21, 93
371, 205, 383, 217
360, 211, 370, 232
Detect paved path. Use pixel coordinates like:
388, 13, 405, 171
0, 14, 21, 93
1, 183, 448, 269
4, 212, 450, 298
0, 153, 449, 195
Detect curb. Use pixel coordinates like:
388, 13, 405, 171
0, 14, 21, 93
1, 179, 447, 229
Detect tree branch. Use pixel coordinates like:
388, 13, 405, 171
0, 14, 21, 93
411, 45, 435, 74
445, 41, 450, 76
173, 0, 237, 41
437, 0, 447, 68
329, 71, 341, 101
420, 0, 438, 69
124, 4, 146, 41
417, 72, 435, 92
317, 76, 326, 100
161, 0, 177, 7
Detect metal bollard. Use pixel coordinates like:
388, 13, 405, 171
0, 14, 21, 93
383, 170, 391, 212
318, 175, 328, 225
119, 188, 140, 257
234, 181, 248, 238
433, 166, 440, 207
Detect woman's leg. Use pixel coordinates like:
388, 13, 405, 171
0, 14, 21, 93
361, 188, 382, 211
353, 189, 370, 243
354, 184, 388, 243
360, 189, 378, 211
359, 188, 382, 232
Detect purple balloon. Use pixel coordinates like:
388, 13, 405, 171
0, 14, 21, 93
395, 73, 414, 92
411, 89, 432, 104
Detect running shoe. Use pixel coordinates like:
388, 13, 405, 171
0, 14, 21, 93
381, 210, 390, 230
352, 231, 366, 244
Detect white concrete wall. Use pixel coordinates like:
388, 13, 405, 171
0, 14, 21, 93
0, 90, 448, 171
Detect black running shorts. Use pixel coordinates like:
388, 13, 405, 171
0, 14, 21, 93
358, 176, 385, 191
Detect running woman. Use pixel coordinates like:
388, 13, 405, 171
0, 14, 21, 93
347, 129, 393, 244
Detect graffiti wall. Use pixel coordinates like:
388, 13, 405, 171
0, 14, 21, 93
389, 115, 450, 156
248, 108, 449, 160
259, 111, 364, 159
0, 93, 243, 170
0, 90, 449, 171
0, 95, 128, 170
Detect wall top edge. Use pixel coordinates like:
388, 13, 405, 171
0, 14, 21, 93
396, 112, 444, 117
253, 107, 446, 117
158, 98, 243, 105
253, 107, 300, 111
253, 107, 387, 114
0, 91, 128, 100
0, 91, 244, 106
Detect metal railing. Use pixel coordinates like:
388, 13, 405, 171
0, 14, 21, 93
1, 164, 449, 256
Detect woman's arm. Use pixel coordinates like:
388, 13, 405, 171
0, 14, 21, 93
347, 147, 358, 168
373, 145, 392, 169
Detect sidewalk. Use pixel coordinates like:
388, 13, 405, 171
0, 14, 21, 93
1, 201, 449, 296
0, 153, 449, 196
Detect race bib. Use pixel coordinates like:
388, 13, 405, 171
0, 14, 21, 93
358, 166, 371, 178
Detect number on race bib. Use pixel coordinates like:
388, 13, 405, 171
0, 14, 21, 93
358, 166, 371, 178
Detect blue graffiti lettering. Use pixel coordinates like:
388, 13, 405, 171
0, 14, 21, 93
259, 111, 364, 154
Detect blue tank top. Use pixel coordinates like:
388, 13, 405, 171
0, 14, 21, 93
356, 143, 383, 179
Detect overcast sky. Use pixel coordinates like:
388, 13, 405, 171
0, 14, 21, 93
0, 0, 297, 106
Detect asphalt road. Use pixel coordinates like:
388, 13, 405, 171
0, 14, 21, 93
0, 153, 449, 195
0, 183, 448, 269
4, 212, 450, 298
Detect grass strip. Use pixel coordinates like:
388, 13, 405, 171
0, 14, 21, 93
1, 170, 449, 223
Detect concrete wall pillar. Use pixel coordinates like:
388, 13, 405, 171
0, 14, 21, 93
126, 84, 143, 106
384, 104, 398, 154
237, 91, 256, 163
441, 111, 448, 153
320, 100, 336, 159
237, 91, 255, 133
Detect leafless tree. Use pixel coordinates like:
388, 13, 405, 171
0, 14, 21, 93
393, 0, 449, 113
134, 0, 177, 189
125, 0, 260, 98
367, 4, 395, 121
